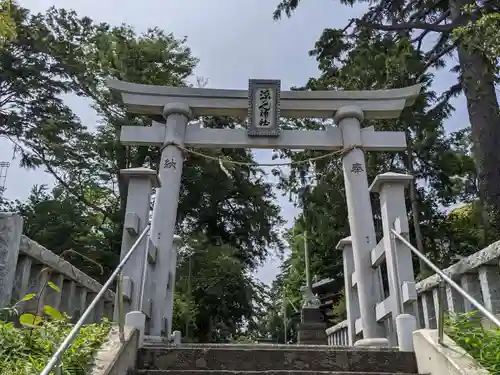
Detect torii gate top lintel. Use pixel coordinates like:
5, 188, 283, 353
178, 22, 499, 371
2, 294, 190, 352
109, 78, 422, 152
107, 79, 422, 120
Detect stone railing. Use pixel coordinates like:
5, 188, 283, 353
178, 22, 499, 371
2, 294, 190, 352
326, 320, 349, 346
326, 319, 349, 346
0, 212, 114, 322
415, 240, 500, 329
327, 236, 500, 346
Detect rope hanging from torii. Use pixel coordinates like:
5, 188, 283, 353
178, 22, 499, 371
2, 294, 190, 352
160, 140, 365, 168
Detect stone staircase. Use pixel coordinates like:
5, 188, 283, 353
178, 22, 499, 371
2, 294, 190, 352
132, 344, 421, 375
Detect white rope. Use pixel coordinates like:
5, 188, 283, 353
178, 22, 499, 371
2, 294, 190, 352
161, 141, 363, 168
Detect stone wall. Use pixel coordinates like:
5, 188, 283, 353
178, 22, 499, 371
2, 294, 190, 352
0, 212, 114, 322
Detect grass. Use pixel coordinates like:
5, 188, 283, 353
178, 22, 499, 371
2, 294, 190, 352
445, 311, 500, 375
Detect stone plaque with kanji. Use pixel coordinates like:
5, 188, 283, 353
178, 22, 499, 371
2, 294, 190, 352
247, 79, 281, 137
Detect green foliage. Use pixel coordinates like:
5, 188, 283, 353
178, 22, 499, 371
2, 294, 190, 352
0, 4, 284, 342
446, 311, 500, 374
230, 333, 259, 343
330, 289, 347, 324
0, 0, 16, 45
1, 279, 111, 375
263, 0, 494, 341
0, 247, 111, 374
173, 236, 269, 342
445, 201, 489, 255
2, 184, 114, 282
0, 319, 111, 375
278, 220, 345, 306
172, 291, 198, 336
453, 5, 500, 78
273, 0, 500, 234
248, 279, 299, 344
18, 313, 42, 328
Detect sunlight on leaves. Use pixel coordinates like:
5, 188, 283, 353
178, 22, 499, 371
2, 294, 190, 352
0, 0, 16, 46
43, 305, 64, 321
47, 281, 61, 293
21, 293, 36, 302
19, 313, 42, 327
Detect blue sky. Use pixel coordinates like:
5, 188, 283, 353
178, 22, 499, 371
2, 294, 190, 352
0, 0, 469, 284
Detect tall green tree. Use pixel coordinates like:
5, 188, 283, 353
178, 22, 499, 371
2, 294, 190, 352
273, 0, 500, 236
453, 6, 499, 77
2, 5, 283, 271
174, 235, 269, 342
2, 4, 284, 339
289, 37, 476, 258
266, 23, 482, 341
243, 276, 300, 344
0, 184, 115, 281
0, 6, 91, 177
35, 7, 285, 270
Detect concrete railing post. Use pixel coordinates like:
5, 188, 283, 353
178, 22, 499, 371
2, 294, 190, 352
478, 265, 500, 315
396, 314, 417, 351
125, 311, 146, 348
370, 172, 418, 346
0, 213, 23, 308
114, 168, 159, 320
172, 330, 181, 345
336, 236, 359, 345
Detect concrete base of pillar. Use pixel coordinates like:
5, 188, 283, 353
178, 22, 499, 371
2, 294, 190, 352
298, 306, 327, 345
297, 322, 328, 345
301, 305, 324, 322
354, 338, 389, 348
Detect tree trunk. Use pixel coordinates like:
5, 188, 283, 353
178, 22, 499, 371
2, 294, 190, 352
450, 0, 500, 236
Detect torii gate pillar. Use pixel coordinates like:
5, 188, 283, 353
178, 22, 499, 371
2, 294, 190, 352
148, 103, 192, 337
335, 106, 386, 340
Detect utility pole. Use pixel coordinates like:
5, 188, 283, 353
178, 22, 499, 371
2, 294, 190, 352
185, 250, 193, 338
0, 161, 10, 198
304, 230, 311, 290
283, 298, 287, 343
302, 229, 320, 308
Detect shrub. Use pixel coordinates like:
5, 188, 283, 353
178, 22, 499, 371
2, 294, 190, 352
0, 278, 111, 375
0, 319, 111, 375
445, 311, 500, 374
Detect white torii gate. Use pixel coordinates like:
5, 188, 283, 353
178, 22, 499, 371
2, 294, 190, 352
108, 78, 421, 341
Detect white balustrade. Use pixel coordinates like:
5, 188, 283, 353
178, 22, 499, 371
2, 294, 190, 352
415, 242, 500, 330
0, 213, 115, 321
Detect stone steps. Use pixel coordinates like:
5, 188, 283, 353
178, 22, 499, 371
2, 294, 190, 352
136, 345, 418, 374
133, 371, 420, 375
